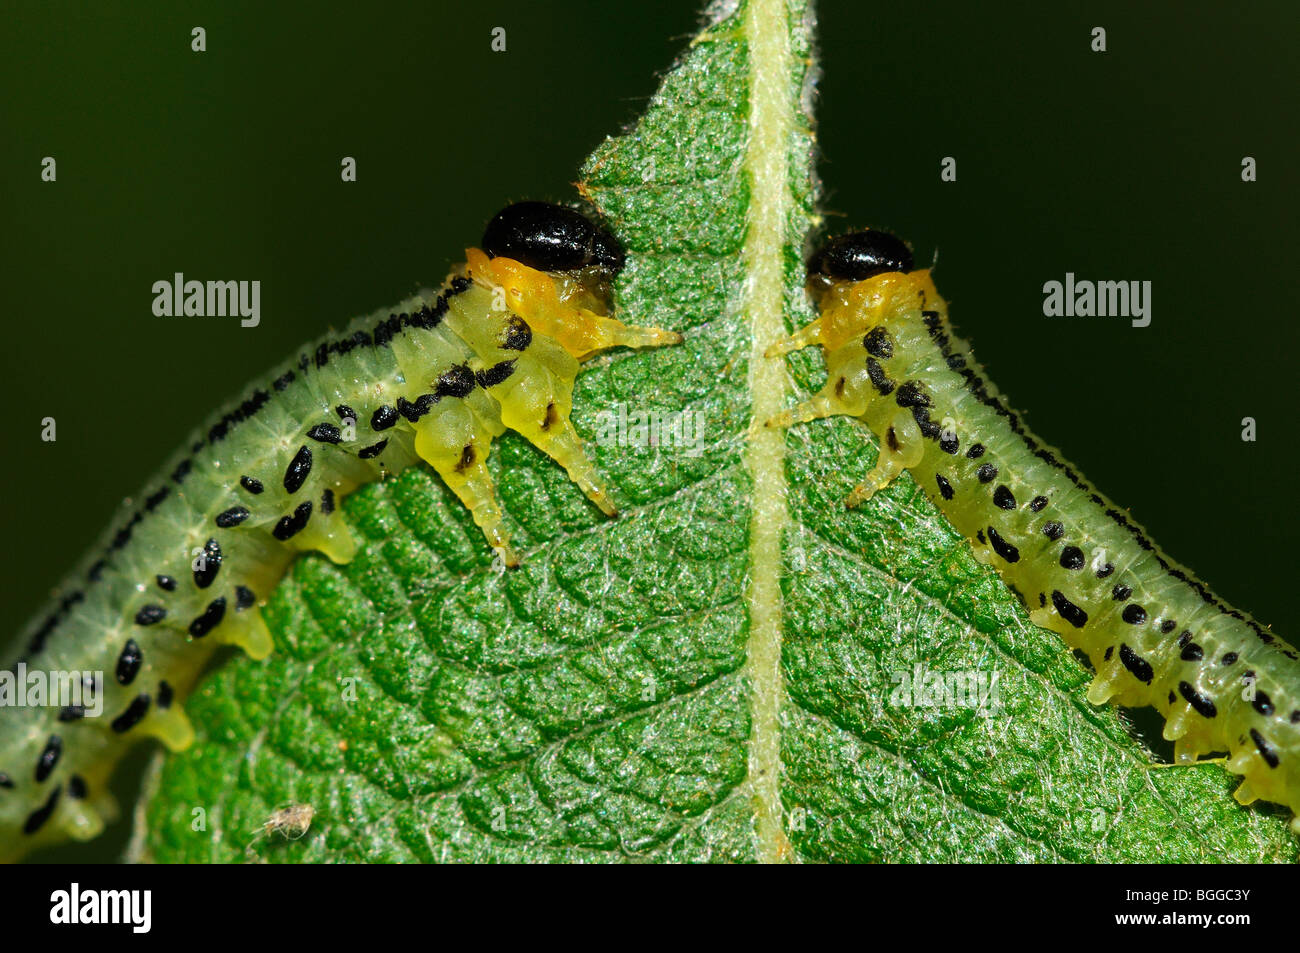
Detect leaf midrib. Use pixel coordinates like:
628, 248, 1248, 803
740, 0, 799, 864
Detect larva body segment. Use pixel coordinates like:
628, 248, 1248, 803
1, 204, 681, 860
767, 233, 1300, 833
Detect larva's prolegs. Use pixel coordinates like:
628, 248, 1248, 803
767, 228, 1300, 835
844, 408, 926, 508
2, 202, 683, 858
411, 411, 518, 567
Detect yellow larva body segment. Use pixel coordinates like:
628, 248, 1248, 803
2, 205, 681, 859
768, 246, 1300, 834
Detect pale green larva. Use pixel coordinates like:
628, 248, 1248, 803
0, 202, 682, 860
766, 230, 1300, 834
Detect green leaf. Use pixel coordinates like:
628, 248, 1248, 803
139, 0, 1297, 863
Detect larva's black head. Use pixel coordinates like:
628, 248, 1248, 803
808, 230, 914, 282
482, 201, 625, 275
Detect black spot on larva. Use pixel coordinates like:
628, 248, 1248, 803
1251, 729, 1279, 768
476, 360, 517, 388
456, 444, 477, 472
1179, 682, 1218, 718
87, 559, 106, 582
320, 487, 335, 515
1177, 631, 1192, 647
157, 680, 174, 709
1042, 521, 1064, 541
273, 371, 296, 392
1181, 642, 1204, 661
135, 603, 168, 626
1051, 590, 1088, 628
939, 432, 959, 454
885, 426, 900, 452
1159, 619, 1176, 634
1122, 604, 1147, 625
1291, 710, 1300, 724
866, 358, 895, 395
283, 445, 313, 494
272, 501, 313, 541
966, 444, 986, 459
936, 474, 954, 500
188, 598, 227, 638
307, 423, 342, 444
68, 775, 87, 800
894, 382, 931, 409
35, 735, 61, 782
58, 705, 85, 722
910, 406, 941, 439
864, 327, 893, 358
23, 785, 61, 834
370, 405, 398, 431
144, 487, 170, 512
986, 526, 1020, 563
156, 574, 177, 592
335, 404, 357, 422
193, 538, 222, 589
0, 773, 12, 789
437, 364, 477, 399
235, 585, 256, 611
110, 514, 141, 550
396, 394, 437, 422
1103, 646, 1114, 661
501, 316, 533, 351
170, 459, 192, 485
1111, 584, 1132, 601
111, 694, 151, 733
541, 402, 559, 432
1059, 546, 1085, 570
1221, 652, 1239, 666
116, 639, 143, 685
240, 475, 264, 495
1119, 644, 1154, 684
976, 463, 998, 484
975, 529, 986, 544
215, 506, 250, 528
1168, 690, 1176, 704
1253, 692, 1275, 716
1095, 562, 1114, 579
993, 485, 1016, 510
358, 439, 388, 460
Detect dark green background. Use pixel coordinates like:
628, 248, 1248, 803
2, 0, 1295, 852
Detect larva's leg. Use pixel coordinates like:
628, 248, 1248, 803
139, 702, 197, 752
845, 408, 926, 508
411, 403, 519, 567
763, 314, 824, 358
763, 395, 836, 431
284, 502, 358, 566
215, 603, 275, 661
488, 369, 618, 518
